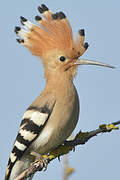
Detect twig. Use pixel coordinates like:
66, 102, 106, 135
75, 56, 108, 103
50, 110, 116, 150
63, 135, 74, 180
15, 120, 120, 180
63, 155, 74, 180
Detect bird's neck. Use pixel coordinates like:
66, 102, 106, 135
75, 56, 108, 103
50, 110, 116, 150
45, 72, 75, 96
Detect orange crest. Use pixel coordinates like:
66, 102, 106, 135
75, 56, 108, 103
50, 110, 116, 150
15, 4, 88, 60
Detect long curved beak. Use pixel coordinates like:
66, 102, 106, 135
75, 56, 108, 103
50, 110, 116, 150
75, 58, 115, 69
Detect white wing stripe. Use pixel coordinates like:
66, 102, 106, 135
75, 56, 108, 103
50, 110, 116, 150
10, 153, 17, 163
22, 110, 34, 119
31, 111, 48, 126
22, 110, 48, 126
19, 129, 37, 141
14, 141, 27, 151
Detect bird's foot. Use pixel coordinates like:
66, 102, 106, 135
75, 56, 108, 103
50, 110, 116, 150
31, 151, 49, 171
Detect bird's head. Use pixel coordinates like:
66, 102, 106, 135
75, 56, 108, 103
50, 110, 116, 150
15, 4, 115, 81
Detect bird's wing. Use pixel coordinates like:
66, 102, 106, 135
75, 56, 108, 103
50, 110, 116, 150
5, 94, 56, 180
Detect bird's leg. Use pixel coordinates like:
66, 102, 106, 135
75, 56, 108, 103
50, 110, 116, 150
31, 151, 49, 171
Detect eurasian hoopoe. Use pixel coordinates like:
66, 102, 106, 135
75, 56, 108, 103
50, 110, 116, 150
5, 4, 115, 180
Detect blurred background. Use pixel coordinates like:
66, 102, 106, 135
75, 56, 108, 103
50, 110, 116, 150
0, 0, 120, 179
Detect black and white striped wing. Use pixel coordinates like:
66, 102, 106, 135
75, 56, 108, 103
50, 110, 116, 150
5, 103, 55, 180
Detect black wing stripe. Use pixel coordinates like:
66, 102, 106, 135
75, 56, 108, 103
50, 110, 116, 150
16, 132, 31, 146
5, 145, 26, 180
20, 118, 29, 127
12, 146, 24, 159
22, 118, 42, 134
5, 162, 15, 180
6, 116, 46, 179
27, 104, 50, 114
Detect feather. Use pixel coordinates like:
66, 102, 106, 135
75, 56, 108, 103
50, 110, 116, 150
5, 99, 56, 180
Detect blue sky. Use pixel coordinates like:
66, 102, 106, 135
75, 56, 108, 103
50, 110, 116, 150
0, 0, 120, 179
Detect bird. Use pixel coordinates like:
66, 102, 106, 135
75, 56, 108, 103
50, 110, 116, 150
4, 4, 115, 180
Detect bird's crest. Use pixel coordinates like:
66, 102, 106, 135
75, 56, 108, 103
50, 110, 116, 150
15, 4, 88, 60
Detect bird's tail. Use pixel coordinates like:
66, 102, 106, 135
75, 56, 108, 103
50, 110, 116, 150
4, 158, 33, 180
4, 156, 16, 180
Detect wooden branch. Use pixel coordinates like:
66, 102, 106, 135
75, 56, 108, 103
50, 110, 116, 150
15, 120, 120, 180
65, 120, 120, 147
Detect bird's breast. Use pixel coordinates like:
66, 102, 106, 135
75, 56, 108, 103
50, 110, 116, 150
32, 83, 79, 154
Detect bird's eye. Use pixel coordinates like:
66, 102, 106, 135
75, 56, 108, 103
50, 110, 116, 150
59, 56, 66, 62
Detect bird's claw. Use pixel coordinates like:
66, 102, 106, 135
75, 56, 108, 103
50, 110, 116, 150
58, 156, 61, 162
38, 155, 48, 171
31, 151, 48, 171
